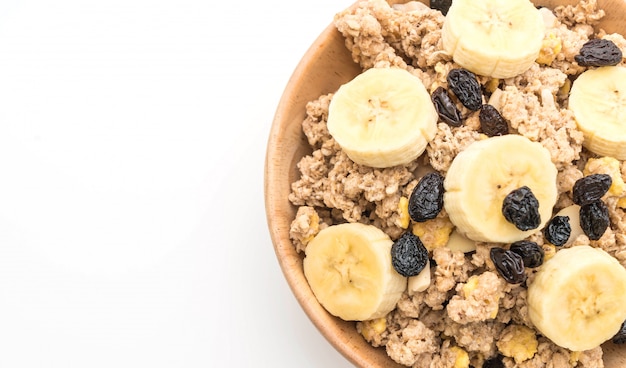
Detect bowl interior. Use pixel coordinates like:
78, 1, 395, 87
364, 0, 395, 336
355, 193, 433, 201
264, 1, 626, 366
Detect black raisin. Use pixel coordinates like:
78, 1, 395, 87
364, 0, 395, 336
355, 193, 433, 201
509, 240, 544, 268
543, 215, 571, 246
479, 104, 509, 136
431, 86, 463, 127
579, 200, 609, 240
483, 355, 505, 368
447, 68, 482, 111
408, 172, 445, 222
430, 0, 452, 15
502, 186, 541, 231
575, 39, 623, 67
391, 232, 429, 277
572, 174, 612, 206
612, 320, 626, 344
490, 247, 526, 284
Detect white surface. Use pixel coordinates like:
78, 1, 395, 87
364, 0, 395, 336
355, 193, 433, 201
0, 0, 356, 367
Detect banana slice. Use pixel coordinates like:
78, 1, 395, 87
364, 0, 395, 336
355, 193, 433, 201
303, 223, 407, 321
441, 0, 545, 78
528, 245, 626, 351
443, 135, 558, 243
327, 67, 438, 168
568, 66, 626, 160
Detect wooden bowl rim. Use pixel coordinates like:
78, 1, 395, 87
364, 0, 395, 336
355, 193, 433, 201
264, 20, 375, 366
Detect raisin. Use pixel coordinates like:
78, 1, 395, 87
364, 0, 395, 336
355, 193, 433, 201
447, 68, 482, 111
612, 320, 626, 344
408, 172, 445, 222
575, 39, 623, 67
579, 200, 609, 240
502, 186, 541, 231
479, 104, 509, 136
483, 355, 505, 368
572, 174, 612, 206
391, 232, 429, 277
430, 0, 452, 15
490, 247, 526, 284
431, 86, 462, 127
510, 240, 544, 268
543, 215, 571, 246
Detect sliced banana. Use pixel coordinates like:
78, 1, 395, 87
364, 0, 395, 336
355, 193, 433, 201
441, 0, 545, 78
528, 245, 626, 351
327, 67, 438, 168
568, 66, 626, 160
443, 135, 558, 243
303, 222, 407, 321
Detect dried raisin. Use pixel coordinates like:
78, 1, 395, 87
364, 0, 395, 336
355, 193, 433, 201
391, 232, 429, 277
430, 0, 452, 15
579, 200, 609, 240
447, 68, 482, 111
431, 86, 462, 127
510, 240, 544, 268
409, 172, 445, 222
490, 247, 526, 284
613, 320, 626, 344
575, 39, 623, 67
479, 104, 509, 136
543, 215, 571, 246
572, 174, 612, 206
502, 186, 541, 231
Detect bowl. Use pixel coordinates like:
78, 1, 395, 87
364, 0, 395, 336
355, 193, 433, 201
264, 0, 626, 366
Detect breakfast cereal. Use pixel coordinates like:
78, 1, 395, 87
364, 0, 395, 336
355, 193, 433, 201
287, 0, 626, 366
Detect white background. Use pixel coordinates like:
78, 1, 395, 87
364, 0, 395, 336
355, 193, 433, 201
0, 0, 357, 367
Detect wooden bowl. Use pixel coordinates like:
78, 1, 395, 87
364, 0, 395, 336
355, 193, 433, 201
264, 1, 626, 366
